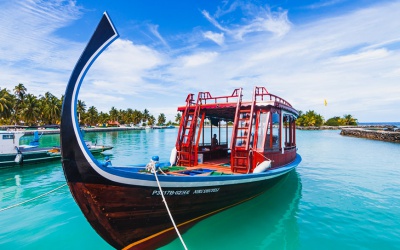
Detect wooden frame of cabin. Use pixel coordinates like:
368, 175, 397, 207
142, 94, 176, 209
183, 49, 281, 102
176, 87, 298, 173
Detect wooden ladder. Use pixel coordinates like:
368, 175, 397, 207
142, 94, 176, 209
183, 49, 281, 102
231, 88, 256, 173
176, 93, 201, 166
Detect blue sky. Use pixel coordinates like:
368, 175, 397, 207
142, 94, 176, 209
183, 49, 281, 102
1, 0, 399, 122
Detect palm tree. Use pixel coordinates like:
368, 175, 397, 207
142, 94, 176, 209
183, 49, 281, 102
85, 106, 98, 126
13, 83, 27, 125
109, 106, 119, 122
0, 88, 14, 119
40, 92, 61, 124
142, 109, 150, 124
175, 112, 182, 124
125, 108, 134, 124
342, 114, 358, 125
77, 100, 86, 124
23, 94, 40, 126
157, 113, 166, 126
98, 112, 110, 126
296, 110, 324, 127
147, 115, 156, 126
119, 109, 127, 124
132, 109, 142, 126
14, 83, 27, 100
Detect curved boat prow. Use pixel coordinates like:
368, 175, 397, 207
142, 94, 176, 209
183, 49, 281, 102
61, 12, 118, 183
60, 13, 121, 247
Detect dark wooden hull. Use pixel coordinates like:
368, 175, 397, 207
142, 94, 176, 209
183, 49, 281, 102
67, 174, 287, 249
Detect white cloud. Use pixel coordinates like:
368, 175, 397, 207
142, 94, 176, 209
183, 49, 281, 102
233, 9, 291, 39
167, 2, 400, 122
305, 0, 345, 9
148, 24, 169, 48
1, 1, 400, 123
329, 48, 390, 63
201, 5, 291, 40
203, 31, 225, 46
78, 39, 166, 110
0, 0, 84, 100
177, 52, 219, 68
201, 10, 230, 33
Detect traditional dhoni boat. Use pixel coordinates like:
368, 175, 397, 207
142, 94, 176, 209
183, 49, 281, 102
60, 13, 302, 249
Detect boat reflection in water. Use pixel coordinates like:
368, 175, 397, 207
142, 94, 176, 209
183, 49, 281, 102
161, 171, 302, 249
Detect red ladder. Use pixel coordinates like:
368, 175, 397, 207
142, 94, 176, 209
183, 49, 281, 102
176, 93, 202, 166
231, 87, 256, 173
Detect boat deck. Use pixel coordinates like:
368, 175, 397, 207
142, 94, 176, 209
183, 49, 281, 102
171, 156, 236, 175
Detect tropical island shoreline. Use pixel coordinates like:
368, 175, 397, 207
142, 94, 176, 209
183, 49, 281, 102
0, 125, 176, 135
2, 123, 399, 143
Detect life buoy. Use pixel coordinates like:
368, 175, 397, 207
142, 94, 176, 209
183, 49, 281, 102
169, 147, 177, 166
253, 160, 272, 173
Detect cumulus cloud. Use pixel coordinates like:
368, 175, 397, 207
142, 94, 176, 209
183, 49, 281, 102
79, 39, 166, 109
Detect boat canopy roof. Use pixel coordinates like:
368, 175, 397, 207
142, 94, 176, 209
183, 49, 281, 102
177, 88, 298, 121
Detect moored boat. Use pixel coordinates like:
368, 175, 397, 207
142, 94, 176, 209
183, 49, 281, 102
60, 12, 301, 250
0, 130, 112, 168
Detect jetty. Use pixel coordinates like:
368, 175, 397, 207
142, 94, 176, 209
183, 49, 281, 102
340, 127, 400, 143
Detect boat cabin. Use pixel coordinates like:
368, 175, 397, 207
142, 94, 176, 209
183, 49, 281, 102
176, 86, 299, 173
0, 131, 24, 154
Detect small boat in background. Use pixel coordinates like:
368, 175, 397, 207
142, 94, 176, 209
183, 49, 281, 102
0, 130, 112, 168
60, 12, 301, 250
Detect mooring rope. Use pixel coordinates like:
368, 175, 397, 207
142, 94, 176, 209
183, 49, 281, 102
147, 161, 188, 250
0, 183, 67, 212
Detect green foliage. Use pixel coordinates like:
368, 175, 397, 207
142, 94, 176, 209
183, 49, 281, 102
0, 83, 165, 127
341, 114, 358, 125
0, 88, 14, 122
157, 113, 166, 126
175, 112, 182, 123
147, 115, 156, 126
325, 116, 341, 126
324, 114, 358, 126
296, 110, 324, 127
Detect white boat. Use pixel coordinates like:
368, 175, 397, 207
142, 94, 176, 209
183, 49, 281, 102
0, 130, 113, 168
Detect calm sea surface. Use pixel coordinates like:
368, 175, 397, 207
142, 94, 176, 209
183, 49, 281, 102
1, 128, 400, 249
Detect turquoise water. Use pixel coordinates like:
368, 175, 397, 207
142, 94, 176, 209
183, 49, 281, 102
1, 129, 400, 249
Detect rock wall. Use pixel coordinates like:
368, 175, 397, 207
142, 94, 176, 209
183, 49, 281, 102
340, 128, 400, 143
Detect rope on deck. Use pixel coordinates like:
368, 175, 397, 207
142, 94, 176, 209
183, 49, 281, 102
147, 161, 188, 250
0, 183, 67, 212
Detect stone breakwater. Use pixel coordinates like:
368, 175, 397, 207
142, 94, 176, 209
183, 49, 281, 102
297, 126, 340, 130
297, 125, 396, 131
340, 128, 400, 143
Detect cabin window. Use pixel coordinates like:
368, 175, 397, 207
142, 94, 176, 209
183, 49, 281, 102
256, 112, 269, 149
272, 112, 280, 149
265, 111, 280, 150
284, 115, 296, 148
2, 134, 14, 140
283, 115, 296, 148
